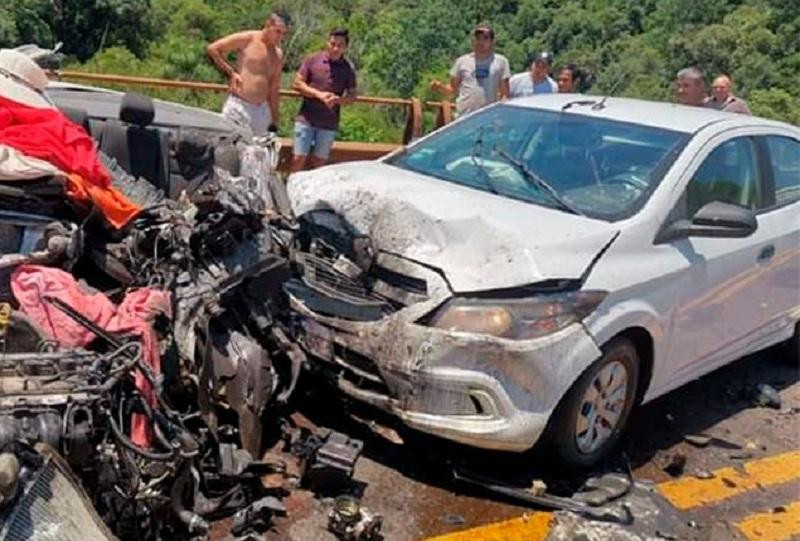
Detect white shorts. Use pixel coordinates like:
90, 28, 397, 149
222, 94, 272, 136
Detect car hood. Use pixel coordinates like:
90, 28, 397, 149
288, 161, 619, 292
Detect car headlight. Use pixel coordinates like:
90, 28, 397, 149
428, 290, 607, 340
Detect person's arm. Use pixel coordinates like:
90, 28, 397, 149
498, 58, 511, 100
292, 63, 337, 109
430, 75, 460, 96
268, 48, 283, 127
430, 59, 461, 96
206, 32, 252, 93
499, 77, 510, 100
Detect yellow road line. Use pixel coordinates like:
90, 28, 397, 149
422, 451, 800, 540
659, 450, 800, 510
424, 512, 554, 541
736, 501, 800, 541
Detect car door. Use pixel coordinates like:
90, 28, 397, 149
661, 134, 775, 383
760, 134, 800, 336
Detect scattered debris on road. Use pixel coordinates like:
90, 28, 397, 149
752, 383, 782, 409
692, 468, 715, 480
658, 452, 687, 477
328, 495, 384, 541
683, 434, 712, 448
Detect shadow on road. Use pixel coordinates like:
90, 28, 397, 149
623, 344, 798, 469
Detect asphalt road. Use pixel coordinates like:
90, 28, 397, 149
268, 342, 799, 541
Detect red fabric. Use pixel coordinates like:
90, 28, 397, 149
11, 265, 171, 447
0, 95, 140, 228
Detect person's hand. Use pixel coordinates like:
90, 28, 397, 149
228, 72, 243, 94
430, 80, 446, 94
319, 92, 338, 109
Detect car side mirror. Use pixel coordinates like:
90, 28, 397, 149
656, 201, 758, 243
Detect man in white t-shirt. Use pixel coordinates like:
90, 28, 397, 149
509, 52, 558, 98
430, 24, 510, 115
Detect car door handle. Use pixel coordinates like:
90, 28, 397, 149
757, 244, 775, 262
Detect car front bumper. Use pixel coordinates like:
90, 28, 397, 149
290, 293, 603, 452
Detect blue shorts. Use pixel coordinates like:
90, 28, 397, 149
293, 121, 337, 160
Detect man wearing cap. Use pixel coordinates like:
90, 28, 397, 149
510, 52, 558, 98
430, 24, 510, 115
207, 13, 287, 137
705, 75, 751, 115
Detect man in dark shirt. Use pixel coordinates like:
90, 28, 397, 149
291, 28, 358, 172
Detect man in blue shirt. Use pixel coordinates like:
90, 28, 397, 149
509, 52, 557, 98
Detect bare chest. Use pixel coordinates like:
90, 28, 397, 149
239, 40, 279, 78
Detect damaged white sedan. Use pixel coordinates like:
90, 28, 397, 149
287, 94, 800, 467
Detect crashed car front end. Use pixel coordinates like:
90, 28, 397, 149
285, 170, 613, 451
291, 291, 602, 452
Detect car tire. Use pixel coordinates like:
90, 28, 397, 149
549, 337, 640, 469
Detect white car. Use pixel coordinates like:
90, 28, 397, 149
287, 95, 800, 467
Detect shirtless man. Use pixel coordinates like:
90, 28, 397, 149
207, 13, 287, 136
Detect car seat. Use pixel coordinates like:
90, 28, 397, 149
58, 105, 91, 135
99, 92, 170, 193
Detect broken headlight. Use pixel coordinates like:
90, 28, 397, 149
428, 290, 607, 339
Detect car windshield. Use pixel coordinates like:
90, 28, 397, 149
386, 104, 689, 221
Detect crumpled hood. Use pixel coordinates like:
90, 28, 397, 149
288, 161, 618, 292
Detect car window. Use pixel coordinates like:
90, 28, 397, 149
685, 137, 761, 216
386, 105, 688, 221
764, 136, 800, 206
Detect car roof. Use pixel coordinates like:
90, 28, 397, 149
45, 81, 238, 133
505, 93, 798, 134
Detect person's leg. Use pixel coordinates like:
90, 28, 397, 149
290, 121, 314, 173
221, 95, 255, 137
249, 102, 271, 137
308, 127, 337, 169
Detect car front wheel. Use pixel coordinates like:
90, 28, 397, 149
549, 337, 640, 469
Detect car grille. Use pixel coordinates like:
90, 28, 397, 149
293, 250, 428, 321
302, 253, 375, 305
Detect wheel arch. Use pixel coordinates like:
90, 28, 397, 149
614, 326, 654, 406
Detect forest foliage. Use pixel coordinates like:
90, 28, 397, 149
2, 0, 798, 141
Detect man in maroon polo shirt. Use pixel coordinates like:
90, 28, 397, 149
291, 28, 358, 172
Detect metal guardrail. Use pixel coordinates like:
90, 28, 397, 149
50, 70, 455, 146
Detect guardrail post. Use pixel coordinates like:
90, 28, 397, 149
403, 98, 423, 144
435, 100, 453, 128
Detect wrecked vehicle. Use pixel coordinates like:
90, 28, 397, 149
287, 95, 800, 467
0, 47, 303, 539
